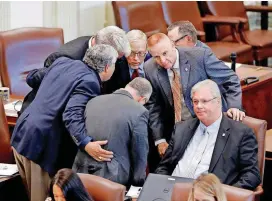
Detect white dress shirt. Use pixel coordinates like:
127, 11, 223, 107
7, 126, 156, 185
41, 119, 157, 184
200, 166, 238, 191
172, 113, 222, 179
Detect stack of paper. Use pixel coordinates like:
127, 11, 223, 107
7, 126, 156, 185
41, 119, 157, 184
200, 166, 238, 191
126, 185, 142, 199
0, 163, 18, 176
4, 101, 21, 117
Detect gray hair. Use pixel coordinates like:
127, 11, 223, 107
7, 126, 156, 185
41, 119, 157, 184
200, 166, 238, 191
126, 29, 147, 43
95, 26, 131, 57
127, 77, 153, 101
167, 21, 198, 43
191, 79, 222, 104
83, 44, 118, 73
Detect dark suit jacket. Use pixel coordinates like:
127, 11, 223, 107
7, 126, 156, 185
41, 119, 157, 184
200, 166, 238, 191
19, 36, 92, 115
144, 47, 242, 143
102, 54, 152, 94
155, 115, 261, 190
11, 57, 101, 176
72, 89, 149, 187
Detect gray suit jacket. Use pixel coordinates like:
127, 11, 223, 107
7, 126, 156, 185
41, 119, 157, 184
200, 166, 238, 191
72, 89, 149, 187
144, 47, 242, 142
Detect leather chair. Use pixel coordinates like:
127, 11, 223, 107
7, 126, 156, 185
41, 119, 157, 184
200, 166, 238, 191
160, 1, 253, 64
0, 98, 14, 163
241, 116, 267, 201
0, 27, 64, 97
112, 1, 167, 37
200, 1, 272, 66
78, 173, 126, 201
171, 182, 255, 201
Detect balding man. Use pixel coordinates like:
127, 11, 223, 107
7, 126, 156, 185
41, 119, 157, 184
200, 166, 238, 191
73, 77, 152, 187
144, 33, 243, 170
103, 29, 151, 94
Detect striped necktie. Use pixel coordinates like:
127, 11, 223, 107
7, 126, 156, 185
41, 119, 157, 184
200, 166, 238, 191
171, 68, 182, 123
131, 69, 139, 80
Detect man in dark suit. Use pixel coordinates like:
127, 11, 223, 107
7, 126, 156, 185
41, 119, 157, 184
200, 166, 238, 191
11, 45, 118, 201
103, 29, 151, 94
144, 33, 244, 171
20, 26, 131, 114
155, 79, 261, 190
73, 77, 152, 187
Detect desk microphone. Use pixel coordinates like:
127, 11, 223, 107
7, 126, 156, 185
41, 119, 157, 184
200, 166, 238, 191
230, 52, 237, 72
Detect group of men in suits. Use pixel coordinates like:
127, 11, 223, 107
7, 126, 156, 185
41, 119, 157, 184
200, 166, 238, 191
11, 21, 261, 201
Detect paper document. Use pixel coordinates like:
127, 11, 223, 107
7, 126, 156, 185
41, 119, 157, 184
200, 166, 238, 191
126, 185, 142, 198
224, 62, 242, 69
0, 163, 18, 176
4, 100, 22, 117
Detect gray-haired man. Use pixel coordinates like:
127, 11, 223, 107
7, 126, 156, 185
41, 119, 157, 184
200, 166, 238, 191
73, 77, 152, 187
11, 44, 118, 201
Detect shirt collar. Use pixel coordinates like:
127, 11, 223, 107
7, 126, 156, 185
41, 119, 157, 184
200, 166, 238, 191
199, 113, 223, 134
172, 49, 179, 70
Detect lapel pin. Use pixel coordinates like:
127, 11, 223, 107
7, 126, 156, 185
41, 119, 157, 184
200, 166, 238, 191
222, 133, 225, 137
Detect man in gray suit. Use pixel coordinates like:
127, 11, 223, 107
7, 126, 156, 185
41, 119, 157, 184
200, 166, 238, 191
144, 33, 243, 171
73, 77, 152, 187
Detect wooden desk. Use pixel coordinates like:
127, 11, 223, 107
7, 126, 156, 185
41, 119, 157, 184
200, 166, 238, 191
236, 65, 272, 129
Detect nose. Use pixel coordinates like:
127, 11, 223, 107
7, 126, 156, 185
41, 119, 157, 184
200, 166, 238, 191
160, 56, 166, 64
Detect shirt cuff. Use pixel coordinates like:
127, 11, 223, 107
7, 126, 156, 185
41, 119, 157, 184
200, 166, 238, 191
155, 139, 167, 146
79, 136, 93, 150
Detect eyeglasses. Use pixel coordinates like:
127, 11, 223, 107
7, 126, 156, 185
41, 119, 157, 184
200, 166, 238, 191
130, 51, 147, 58
173, 35, 188, 45
192, 97, 218, 106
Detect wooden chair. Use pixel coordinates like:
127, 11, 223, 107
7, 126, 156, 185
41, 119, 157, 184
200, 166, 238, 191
0, 27, 64, 96
78, 173, 126, 201
160, 1, 253, 63
112, 1, 167, 37
200, 1, 272, 66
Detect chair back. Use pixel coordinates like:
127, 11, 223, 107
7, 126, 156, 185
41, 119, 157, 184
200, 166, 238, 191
0, 98, 14, 163
112, 1, 167, 37
0, 27, 64, 96
171, 182, 255, 201
161, 1, 204, 32
241, 116, 267, 184
78, 173, 126, 201
200, 1, 249, 40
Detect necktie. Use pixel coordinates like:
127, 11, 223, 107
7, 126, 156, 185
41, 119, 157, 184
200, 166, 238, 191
171, 68, 182, 123
183, 128, 209, 178
131, 69, 139, 80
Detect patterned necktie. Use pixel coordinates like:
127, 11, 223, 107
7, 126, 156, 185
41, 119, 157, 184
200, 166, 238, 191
171, 68, 182, 123
131, 69, 139, 80
183, 128, 209, 178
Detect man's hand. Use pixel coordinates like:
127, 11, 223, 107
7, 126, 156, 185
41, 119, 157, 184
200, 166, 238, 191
84, 140, 114, 162
227, 108, 245, 121
157, 142, 169, 158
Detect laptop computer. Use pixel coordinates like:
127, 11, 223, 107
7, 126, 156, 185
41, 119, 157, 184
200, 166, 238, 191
137, 173, 193, 201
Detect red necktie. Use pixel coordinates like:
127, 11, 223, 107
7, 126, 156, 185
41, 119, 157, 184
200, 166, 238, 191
131, 69, 139, 80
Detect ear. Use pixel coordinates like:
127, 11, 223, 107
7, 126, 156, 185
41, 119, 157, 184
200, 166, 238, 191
186, 35, 193, 42
104, 64, 110, 72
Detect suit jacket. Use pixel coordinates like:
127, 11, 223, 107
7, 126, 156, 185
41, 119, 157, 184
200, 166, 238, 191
144, 47, 242, 142
102, 54, 152, 94
19, 36, 92, 116
155, 115, 261, 190
11, 57, 101, 176
72, 89, 149, 187
195, 40, 212, 50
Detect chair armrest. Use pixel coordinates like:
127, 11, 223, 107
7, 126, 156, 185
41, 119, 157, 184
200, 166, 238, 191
245, 5, 272, 13
202, 15, 240, 25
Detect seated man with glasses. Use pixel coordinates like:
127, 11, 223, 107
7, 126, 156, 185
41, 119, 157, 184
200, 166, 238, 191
167, 21, 211, 50
103, 30, 151, 94
155, 79, 261, 191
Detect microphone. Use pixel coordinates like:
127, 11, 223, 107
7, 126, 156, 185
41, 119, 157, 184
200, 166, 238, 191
230, 52, 237, 72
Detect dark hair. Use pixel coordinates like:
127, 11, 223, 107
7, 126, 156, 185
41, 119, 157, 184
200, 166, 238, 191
49, 168, 93, 201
